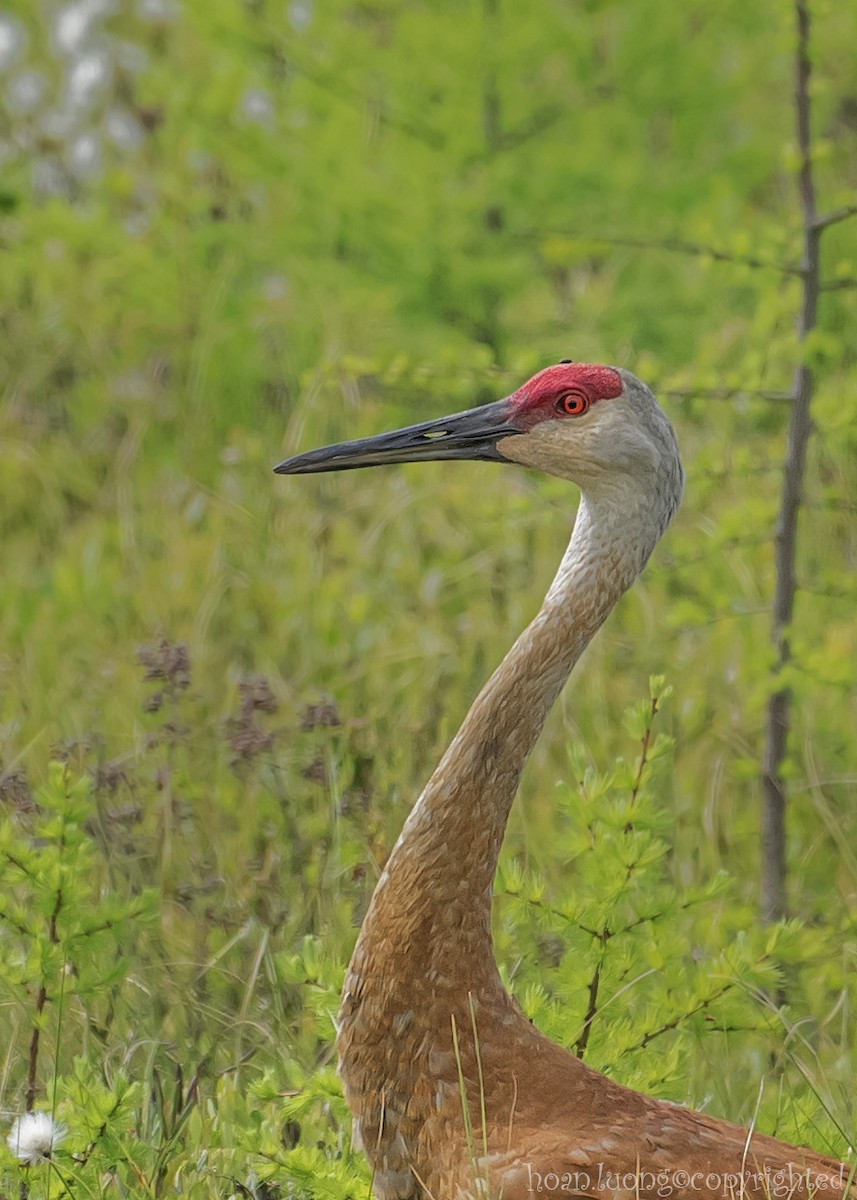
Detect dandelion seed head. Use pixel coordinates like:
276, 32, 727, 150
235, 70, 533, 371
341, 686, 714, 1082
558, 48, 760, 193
287, 0, 312, 33
7, 1112, 66, 1165
6, 69, 47, 114
240, 87, 274, 127
0, 15, 26, 72
67, 50, 110, 106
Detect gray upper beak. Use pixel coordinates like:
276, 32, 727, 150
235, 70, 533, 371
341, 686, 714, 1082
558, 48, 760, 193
274, 399, 520, 475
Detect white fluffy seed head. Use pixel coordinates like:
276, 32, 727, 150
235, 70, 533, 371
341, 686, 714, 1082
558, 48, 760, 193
7, 1111, 66, 1164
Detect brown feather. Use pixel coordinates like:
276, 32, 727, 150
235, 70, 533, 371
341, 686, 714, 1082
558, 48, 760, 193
287, 370, 850, 1199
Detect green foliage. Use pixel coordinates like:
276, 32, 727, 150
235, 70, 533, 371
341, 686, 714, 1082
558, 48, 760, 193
1, 687, 852, 1197
0, 761, 369, 1196
0, 0, 855, 1194
0, 764, 157, 1090
497, 682, 851, 1153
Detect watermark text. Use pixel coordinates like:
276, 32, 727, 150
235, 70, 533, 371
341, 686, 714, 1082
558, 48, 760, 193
526, 1161, 850, 1196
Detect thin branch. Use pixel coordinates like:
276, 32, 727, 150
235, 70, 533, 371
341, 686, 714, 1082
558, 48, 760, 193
664, 387, 794, 403
761, 0, 820, 925
25, 885, 63, 1112
617, 984, 735, 1056
629, 696, 659, 811
790, 775, 857, 792
499, 887, 601, 936
694, 464, 781, 480
797, 583, 857, 601
67, 906, 152, 943
516, 228, 802, 277
3, 851, 36, 880
819, 277, 857, 292
574, 956, 603, 1060
805, 497, 857, 513
0, 907, 38, 938
811, 203, 857, 231
664, 607, 769, 639
499, 103, 564, 151
288, 58, 445, 149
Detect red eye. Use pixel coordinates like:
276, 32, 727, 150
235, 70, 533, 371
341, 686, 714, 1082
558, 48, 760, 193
557, 390, 589, 417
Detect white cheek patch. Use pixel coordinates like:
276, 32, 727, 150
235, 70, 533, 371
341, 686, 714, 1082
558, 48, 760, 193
499, 399, 658, 485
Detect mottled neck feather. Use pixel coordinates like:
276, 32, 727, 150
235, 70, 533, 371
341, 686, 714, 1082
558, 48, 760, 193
363, 486, 666, 979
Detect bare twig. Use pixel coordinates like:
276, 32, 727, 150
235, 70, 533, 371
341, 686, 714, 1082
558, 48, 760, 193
664, 387, 793, 403
516, 228, 802, 277
618, 983, 735, 1056
761, 0, 821, 924
499, 103, 564, 152
25, 886, 62, 1112
287, 57, 445, 149
811, 203, 857, 231
574, 956, 604, 1060
819, 277, 857, 292
629, 696, 659, 809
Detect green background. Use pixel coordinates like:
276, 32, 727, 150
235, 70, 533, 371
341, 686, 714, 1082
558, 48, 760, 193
0, 0, 855, 1192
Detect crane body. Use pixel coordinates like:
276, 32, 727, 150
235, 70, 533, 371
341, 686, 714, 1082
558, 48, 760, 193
276, 364, 849, 1199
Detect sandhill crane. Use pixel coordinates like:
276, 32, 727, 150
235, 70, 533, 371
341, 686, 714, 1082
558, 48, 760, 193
275, 362, 850, 1199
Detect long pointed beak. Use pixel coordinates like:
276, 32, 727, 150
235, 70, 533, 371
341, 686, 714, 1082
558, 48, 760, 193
274, 399, 520, 475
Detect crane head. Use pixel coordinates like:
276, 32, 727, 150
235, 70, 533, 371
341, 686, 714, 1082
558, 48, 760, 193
275, 361, 681, 499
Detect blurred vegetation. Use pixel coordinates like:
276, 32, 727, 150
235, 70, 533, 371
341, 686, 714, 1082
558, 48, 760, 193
0, 0, 855, 1194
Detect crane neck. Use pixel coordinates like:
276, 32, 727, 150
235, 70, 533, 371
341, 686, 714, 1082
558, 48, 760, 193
361, 481, 669, 982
